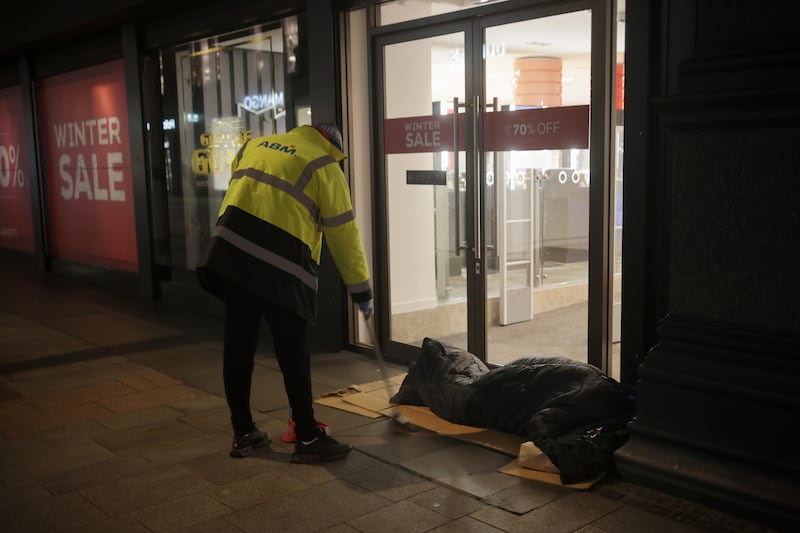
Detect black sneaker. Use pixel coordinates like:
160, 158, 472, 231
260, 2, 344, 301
230, 428, 269, 458
292, 434, 352, 464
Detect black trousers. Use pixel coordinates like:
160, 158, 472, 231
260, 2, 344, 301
222, 283, 319, 441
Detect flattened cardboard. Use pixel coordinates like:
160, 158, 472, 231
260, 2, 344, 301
392, 405, 522, 455
338, 391, 392, 413
315, 384, 387, 418
499, 460, 603, 490
354, 377, 404, 396
315, 395, 383, 418
314, 380, 605, 488
315, 379, 401, 417
470, 430, 528, 456
392, 404, 453, 433
519, 440, 560, 473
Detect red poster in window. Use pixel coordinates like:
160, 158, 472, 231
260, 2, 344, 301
0, 85, 35, 253
38, 60, 138, 272
384, 113, 466, 154
484, 105, 589, 152
384, 105, 589, 154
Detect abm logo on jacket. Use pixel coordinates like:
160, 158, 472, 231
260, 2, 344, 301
257, 140, 296, 155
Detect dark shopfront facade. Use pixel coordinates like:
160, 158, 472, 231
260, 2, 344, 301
0, 0, 351, 349
1, 0, 799, 529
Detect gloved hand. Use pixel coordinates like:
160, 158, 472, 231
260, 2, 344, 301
358, 300, 373, 320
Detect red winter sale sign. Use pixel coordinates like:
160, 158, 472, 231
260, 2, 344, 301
38, 60, 138, 272
0, 85, 35, 253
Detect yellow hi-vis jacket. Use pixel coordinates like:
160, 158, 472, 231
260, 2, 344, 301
197, 125, 372, 321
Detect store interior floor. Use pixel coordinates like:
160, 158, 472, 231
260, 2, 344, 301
0, 256, 779, 532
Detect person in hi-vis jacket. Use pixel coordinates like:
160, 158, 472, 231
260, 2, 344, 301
197, 122, 373, 463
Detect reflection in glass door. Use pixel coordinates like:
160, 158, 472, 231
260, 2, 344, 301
170, 25, 287, 271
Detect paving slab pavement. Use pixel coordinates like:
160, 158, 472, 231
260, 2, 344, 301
0, 258, 780, 532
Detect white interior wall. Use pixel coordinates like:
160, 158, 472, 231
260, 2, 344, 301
561, 54, 591, 106
385, 40, 438, 314
379, 1, 433, 25
345, 9, 373, 342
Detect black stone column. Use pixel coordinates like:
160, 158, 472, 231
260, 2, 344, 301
617, 1, 800, 529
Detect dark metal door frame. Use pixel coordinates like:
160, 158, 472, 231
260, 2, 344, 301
369, 0, 615, 374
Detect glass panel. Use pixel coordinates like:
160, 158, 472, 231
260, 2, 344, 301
383, 33, 467, 348
169, 24, 287, 270
345, 8, 376, 346
379, 0, 510, 26
611, 0, 626, 380
0, 85, 35, 254
483, 11, 592, 365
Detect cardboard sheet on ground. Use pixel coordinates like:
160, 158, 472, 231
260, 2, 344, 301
393, 404, 526, 456
499, 460, 602, 490
314, 378, 603, 489
315, 377, 404, 419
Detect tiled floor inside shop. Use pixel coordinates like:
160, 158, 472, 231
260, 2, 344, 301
0, 258, 782, 532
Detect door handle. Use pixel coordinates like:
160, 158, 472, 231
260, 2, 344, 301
453, 97, 461, 257
473, 94, 481, 265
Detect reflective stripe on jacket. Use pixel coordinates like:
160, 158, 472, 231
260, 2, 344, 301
197, 125, 371, 321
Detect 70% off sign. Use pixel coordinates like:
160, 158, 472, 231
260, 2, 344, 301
0, 145, 25, 189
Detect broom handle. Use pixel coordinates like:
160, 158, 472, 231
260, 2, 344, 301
366, 315, 396, 403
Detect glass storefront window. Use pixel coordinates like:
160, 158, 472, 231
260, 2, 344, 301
611, 0, 625, 379
163, 22, 294, 271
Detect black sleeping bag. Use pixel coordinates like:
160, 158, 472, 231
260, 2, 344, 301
391, 337, 636, 484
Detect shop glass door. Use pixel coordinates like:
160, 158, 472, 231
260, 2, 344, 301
481, 12, 592, 365
377, 4, 608, 368
379, 27, 471, 356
